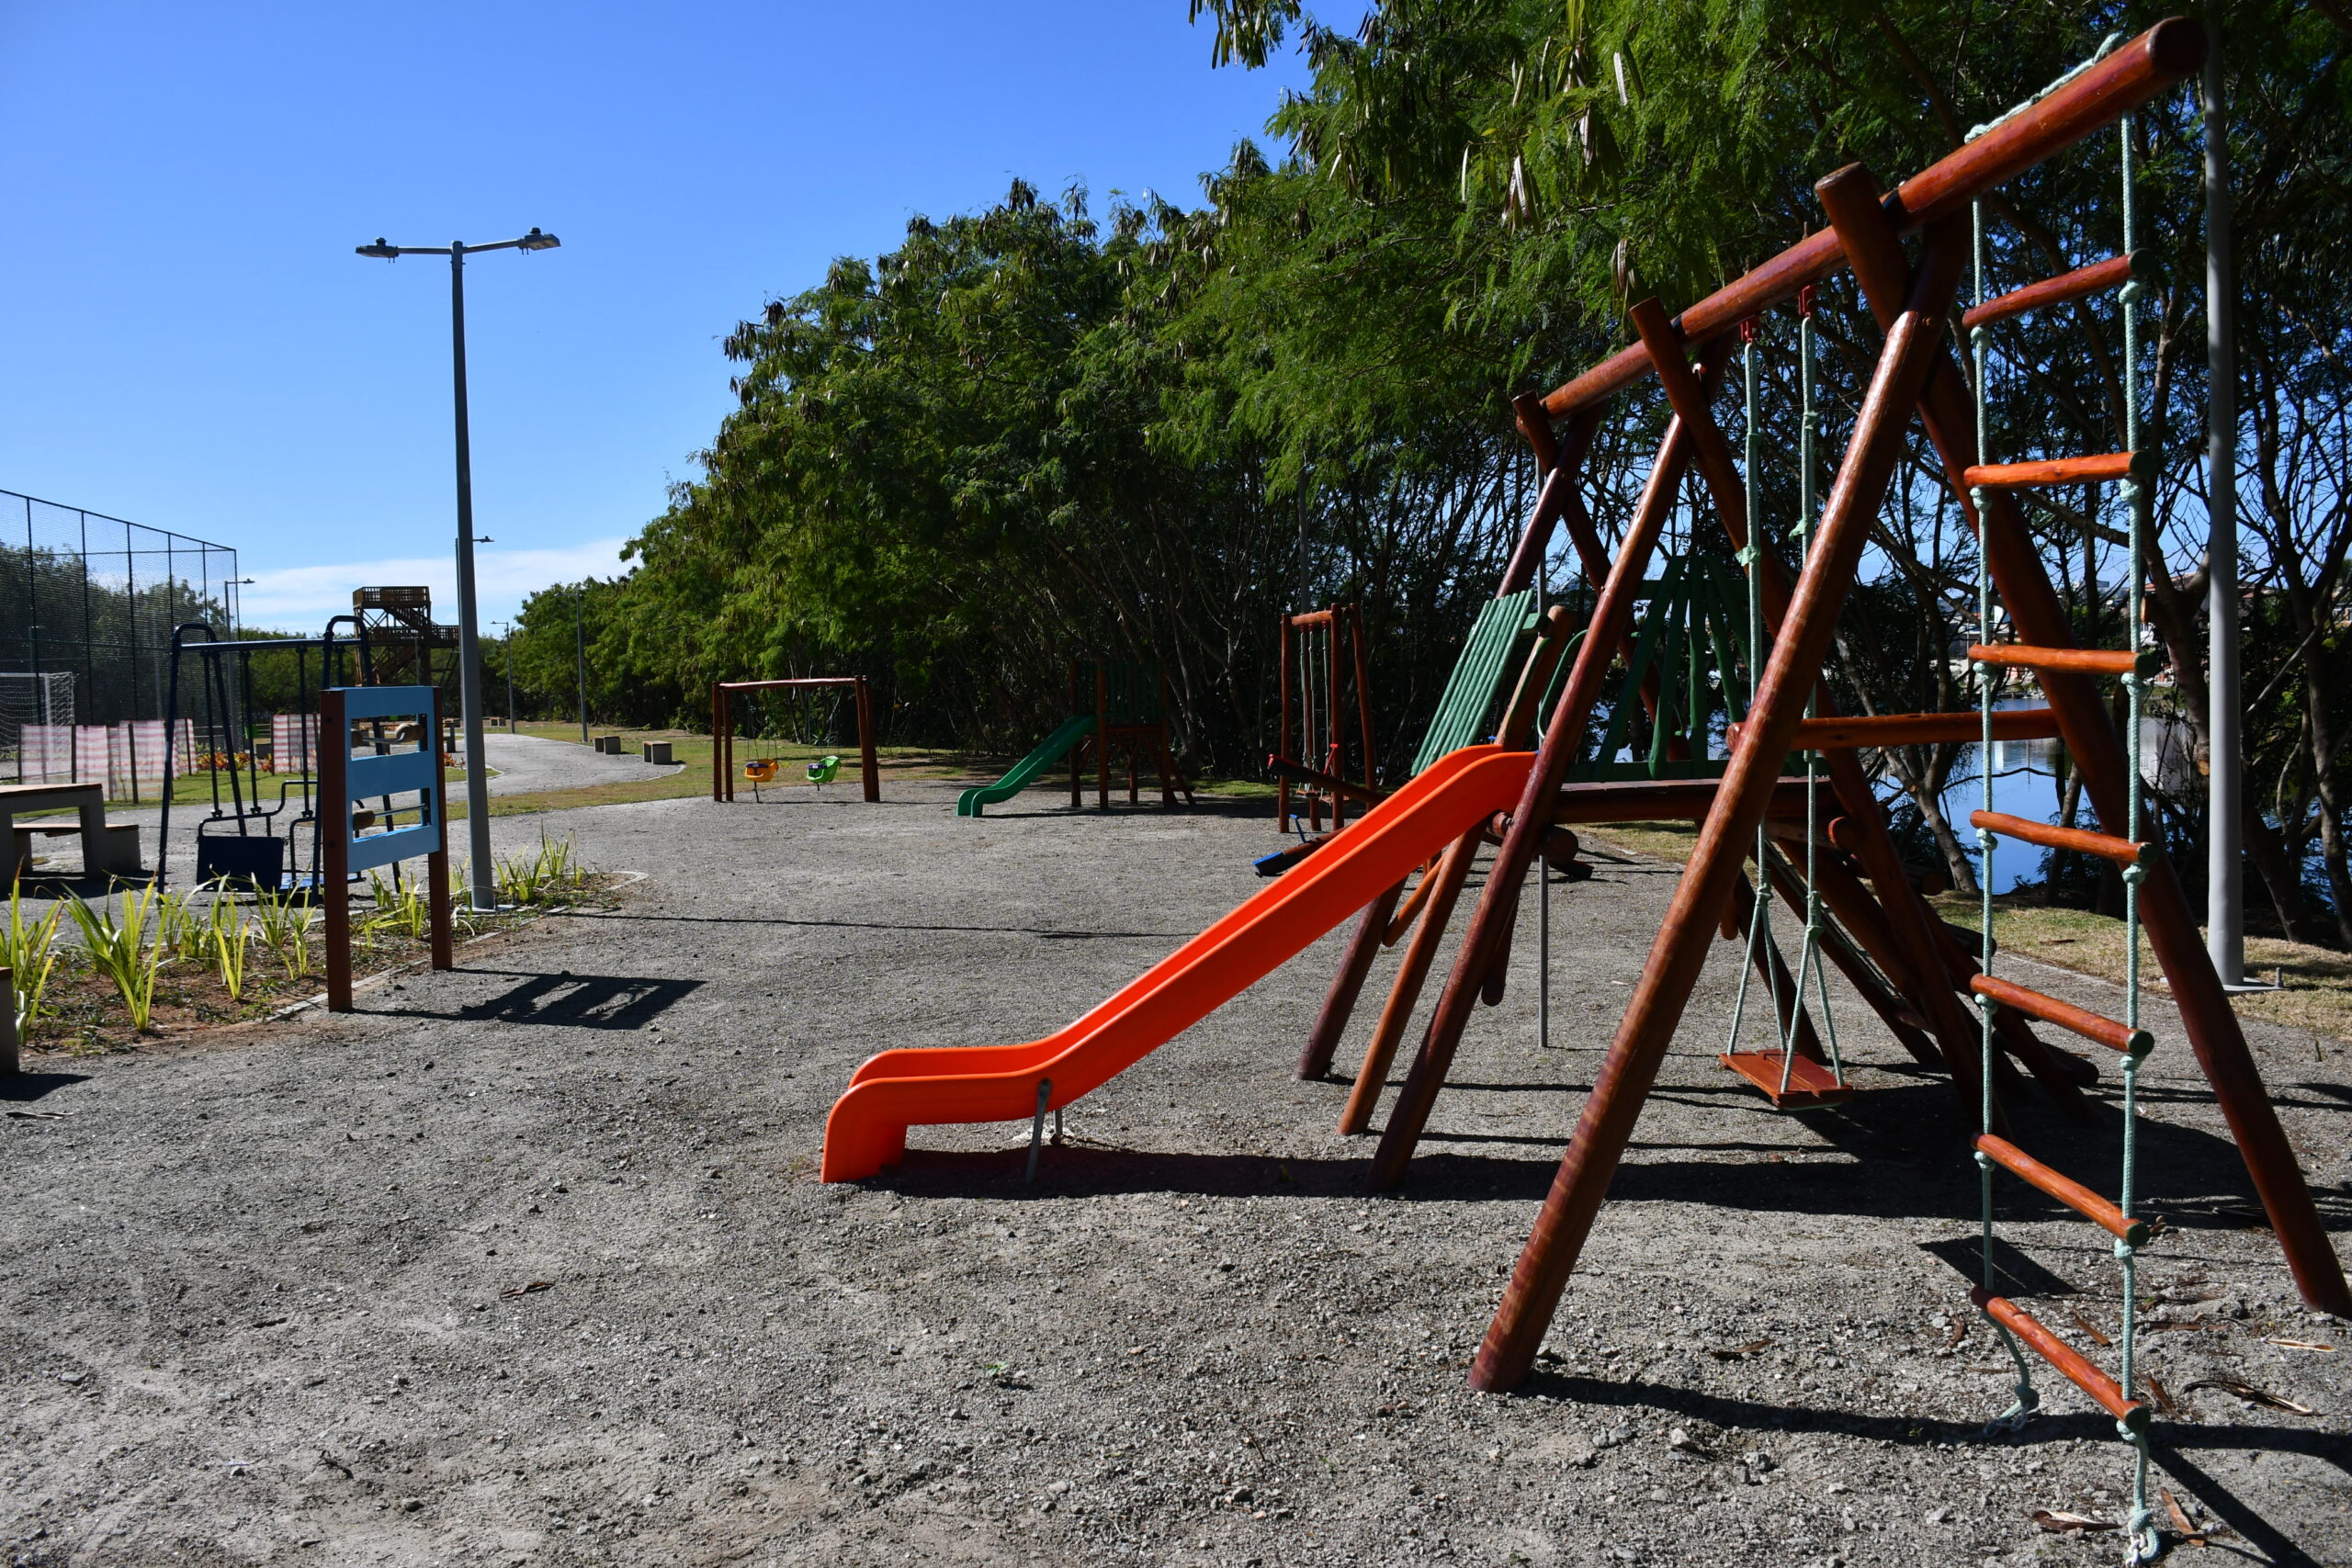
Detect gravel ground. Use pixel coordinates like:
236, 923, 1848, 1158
4, 778, 2347, 1567
476, 735, 684, 799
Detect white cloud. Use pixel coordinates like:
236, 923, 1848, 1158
238, 538, 630, 631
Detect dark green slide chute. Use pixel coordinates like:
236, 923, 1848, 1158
956, 714, 1095, 817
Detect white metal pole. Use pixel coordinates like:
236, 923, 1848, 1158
2203, 29, 2245, 985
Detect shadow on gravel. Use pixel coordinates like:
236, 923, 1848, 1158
970, 795, 1269, 822
567, 910, 1193, 941
1516, 1370, 2342, 1561
1, 1070, 88, 1103
2151, 1441, 2339, 1568
374, 969, 703, 1030
865, 1095, 2343, 1241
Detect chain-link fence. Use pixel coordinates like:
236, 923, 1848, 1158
2, 490, 241, 783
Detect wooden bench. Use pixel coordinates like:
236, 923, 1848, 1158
0, 783, 140, 879
11, 821, 142, 878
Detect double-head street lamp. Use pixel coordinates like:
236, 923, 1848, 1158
355, 228, 560, 912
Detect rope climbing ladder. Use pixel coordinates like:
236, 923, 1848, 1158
1963, 50, 2162, 1562
1453, 17, 2347, 1410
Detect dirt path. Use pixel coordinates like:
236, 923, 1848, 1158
479, 734, 684, 798
3, 783, 2346, 1566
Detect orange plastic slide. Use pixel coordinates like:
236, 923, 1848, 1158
820, 744, 1536, 1180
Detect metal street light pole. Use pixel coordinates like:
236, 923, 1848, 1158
356, 228, 559, 912
497, 620, 516, 733
572, 587, 591, 746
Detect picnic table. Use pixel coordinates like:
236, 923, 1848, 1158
1, 782, 141, 879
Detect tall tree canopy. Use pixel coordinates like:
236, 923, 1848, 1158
511, 0, 2352, 939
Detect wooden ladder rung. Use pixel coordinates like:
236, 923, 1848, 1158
1962, 252, 2147, 332
1974, 1134, 2151, 1247
1718, 1051, 1856, 1108
1970, 808, 2147, 868
1730, 707, 2063, 752
1963, 450, 2153, 491
1971, 1287, 2151, 1432
1971, 974, 2154, 1056
1967, 642, 2161, 679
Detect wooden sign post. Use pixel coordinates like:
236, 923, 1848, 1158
320, 685, 454, 1011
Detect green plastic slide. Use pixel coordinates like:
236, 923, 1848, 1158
957, 714, 1096, 817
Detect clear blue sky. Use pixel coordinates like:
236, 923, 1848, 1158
0, 3, 1325, 630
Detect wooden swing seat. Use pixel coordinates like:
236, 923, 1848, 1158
1718, 1049, 1856, 1108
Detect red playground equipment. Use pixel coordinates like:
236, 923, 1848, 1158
710, 678, 879, 803
823, 28, 2345, 1550
1273, 604, 1375, 834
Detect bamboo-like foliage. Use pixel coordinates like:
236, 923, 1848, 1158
509, 0, 2352, 937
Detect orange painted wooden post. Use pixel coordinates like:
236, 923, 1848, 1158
1275, 620, 1294, 829
710, 682, 725, 802
855, 677, 880, 802
1348, 605, 1375, 827
1324, 610, 1345, 830
1069, 663, 1083, 807
1094, 666, 1110, 809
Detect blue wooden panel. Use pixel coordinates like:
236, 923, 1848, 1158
334, 684, 437, 722
346, 750, 437, 802
347, 821, 442, 873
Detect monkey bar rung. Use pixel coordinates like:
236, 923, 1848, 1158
1971, 808, 2146, 867
1961, 252, 2148, 331
1971, 974, 2154, 1056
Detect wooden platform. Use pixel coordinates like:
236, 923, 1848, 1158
1719, 1050, 1857, 1108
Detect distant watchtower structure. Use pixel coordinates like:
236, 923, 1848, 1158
351, 587, 458, 687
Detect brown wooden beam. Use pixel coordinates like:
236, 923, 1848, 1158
1364, 341, 1732, 1193
1625, 292, 1991, 1115
1537, 21, 2203, 419
1469, 205, 1967, 1393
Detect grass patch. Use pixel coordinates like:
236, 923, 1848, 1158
1579, 819, 1702, 864
1935, 893, 2352, 1044
469, 725, 967, 817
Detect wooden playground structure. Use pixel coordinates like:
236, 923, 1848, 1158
710, 678, 880, 803
1299, 17, 2341, 1557
824, 23, 2340, 1561
1272, 604, 1375, 833
1068, 660, 1191, 811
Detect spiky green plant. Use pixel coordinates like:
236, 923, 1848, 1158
493, 834, 588, 908
212, 914, 254, 1003
5, 885, 62, 1036
250, 888, 316, 980
64, 884, 164, 1033
154, 886, 209, 964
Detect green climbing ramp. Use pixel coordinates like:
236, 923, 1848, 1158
957, 714, 1096, 818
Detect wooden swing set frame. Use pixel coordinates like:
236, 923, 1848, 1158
1290, 17, 2347, 1394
